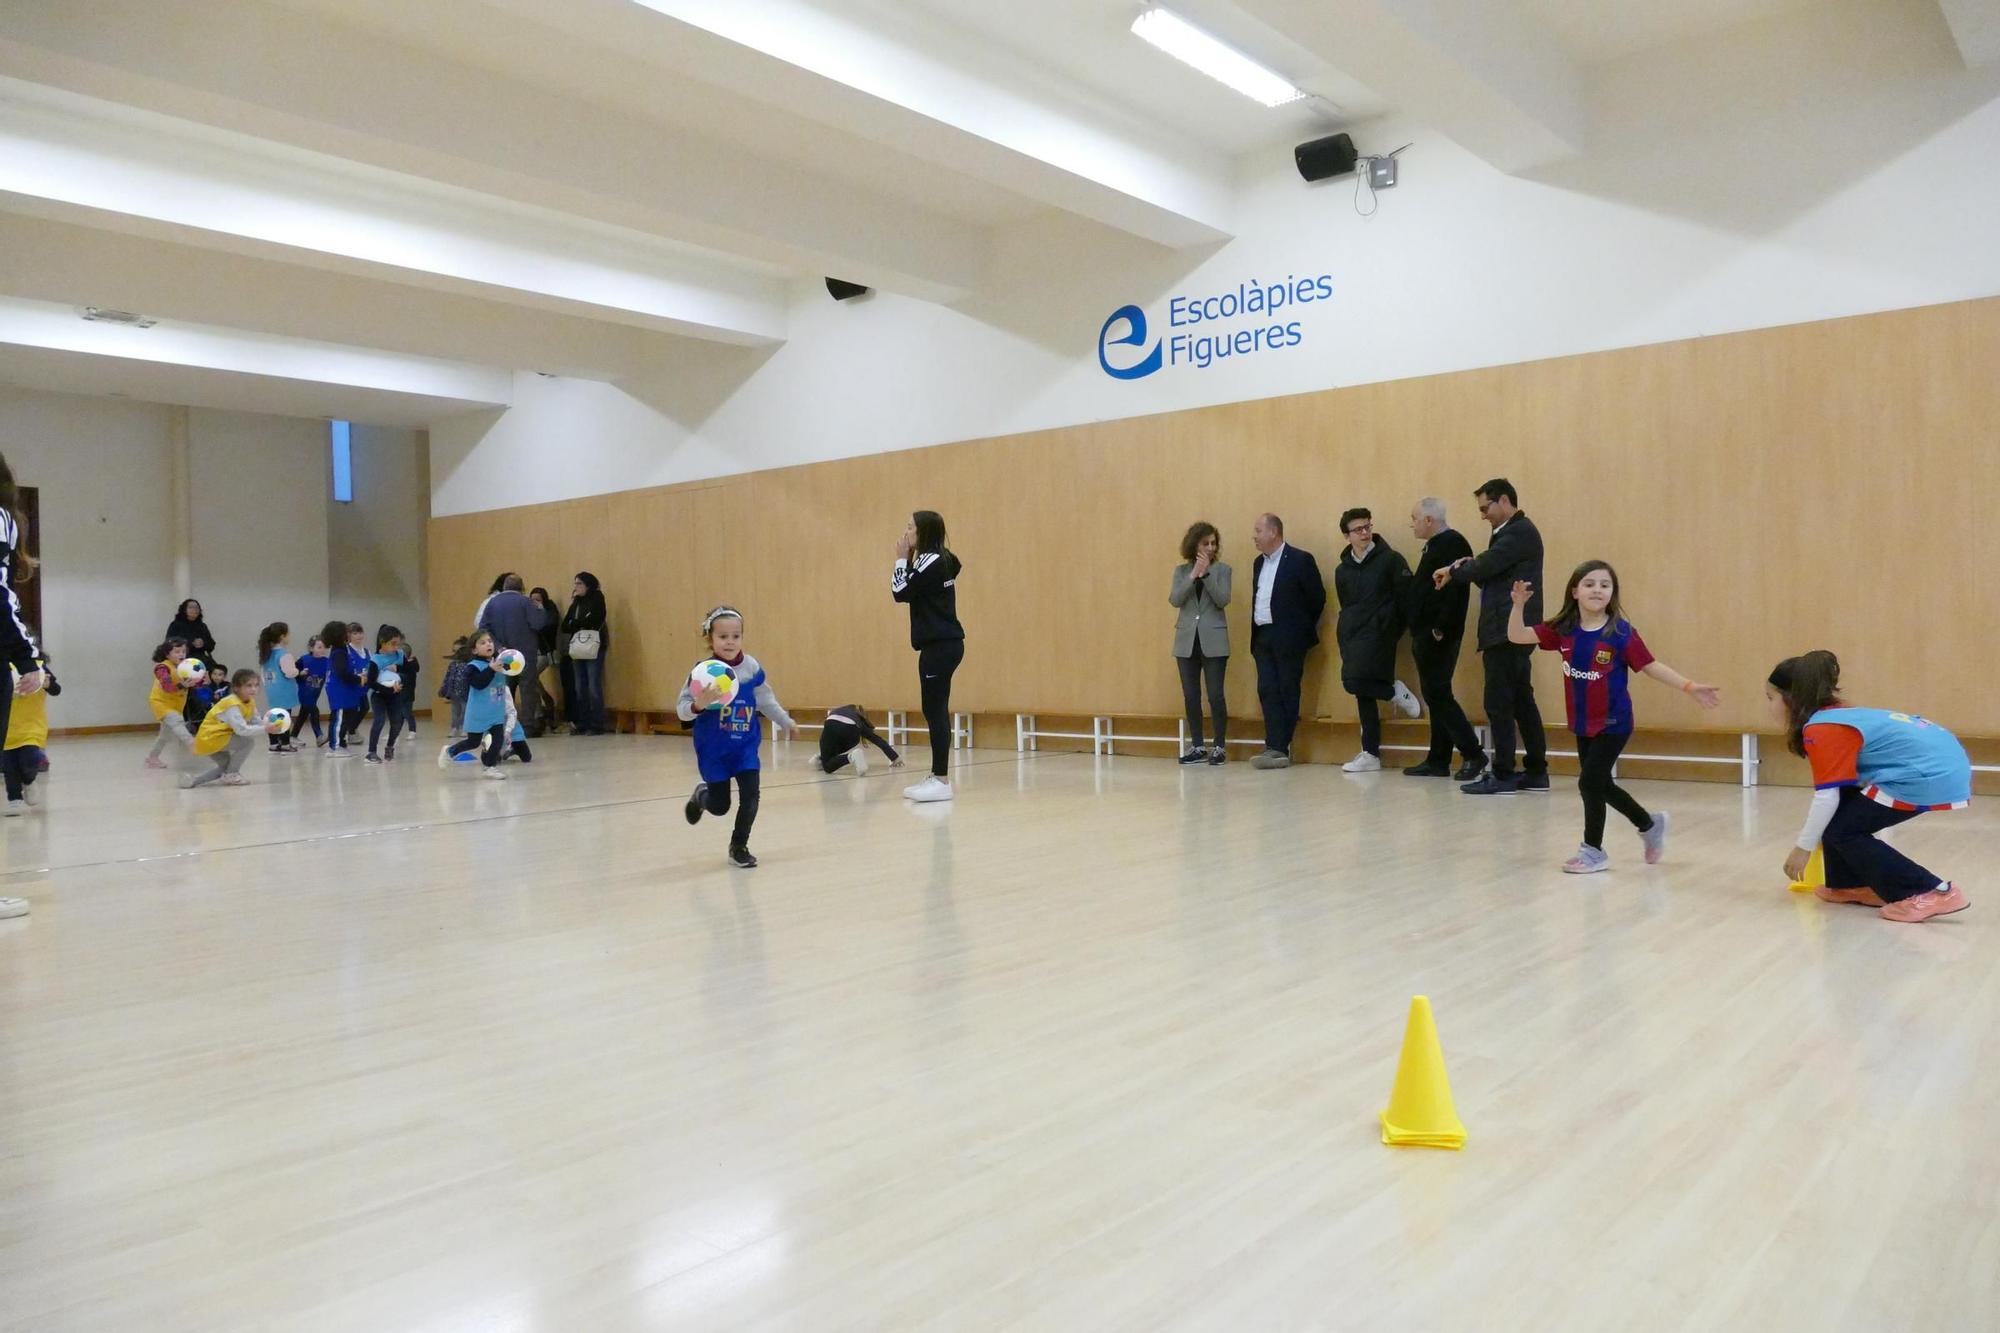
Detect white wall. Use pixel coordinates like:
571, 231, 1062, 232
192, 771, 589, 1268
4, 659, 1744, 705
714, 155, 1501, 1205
0, 386, 426, 725
431, 2, 2000, 515
188, 407, 330, 674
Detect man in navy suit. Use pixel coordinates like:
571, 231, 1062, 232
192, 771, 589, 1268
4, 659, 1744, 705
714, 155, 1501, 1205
1248, 512, 1326, 770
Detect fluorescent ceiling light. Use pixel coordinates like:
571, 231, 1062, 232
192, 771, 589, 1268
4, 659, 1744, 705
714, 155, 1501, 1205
1130, 8, 1303, 107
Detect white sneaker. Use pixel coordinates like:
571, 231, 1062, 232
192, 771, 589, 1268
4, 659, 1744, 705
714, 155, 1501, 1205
809, 754, 824, 772
1341, 751, 1383, 772
21, 782, 41, 807
1391, 680, 1422, 719
481, 767, 509, 781
904, 776, 953, 802
438, 745, 453, 770
0, 896, 27, 919
2, 799, 22, 817
850, 747, 870, 776
221, 773, 248, 787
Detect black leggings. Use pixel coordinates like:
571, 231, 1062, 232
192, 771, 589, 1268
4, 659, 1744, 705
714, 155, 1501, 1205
3, 744, 40, 801
449, 723, 508, 768
1356, 696, 1381, 756
918, 640, 963, 778
291, 703, 322, 743
698, 769, 761, 848
1576, 731, 1653, 849
1176, 647, 1227, 748
367, 695, 405, 755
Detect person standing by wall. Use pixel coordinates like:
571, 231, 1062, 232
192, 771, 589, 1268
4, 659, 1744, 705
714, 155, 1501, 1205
166, 598, 216, 665
1247, 512, 1325, 771
1435, 478, 1548, 794
892, 510, 963, 803
1403, 497, 1485, 779
478, 574, 550, 736
1168, 521, 1231, 765
1331, 507, 1419, 773
561, 571, 609, 735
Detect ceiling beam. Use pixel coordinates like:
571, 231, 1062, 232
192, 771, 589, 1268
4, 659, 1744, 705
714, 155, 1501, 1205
1235, 0, 1584, 172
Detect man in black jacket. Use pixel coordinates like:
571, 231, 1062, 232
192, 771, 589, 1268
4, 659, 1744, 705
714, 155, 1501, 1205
1435, 479, 1548, 794
1248, 512, 1326, 770
1403, 497, 1486, 779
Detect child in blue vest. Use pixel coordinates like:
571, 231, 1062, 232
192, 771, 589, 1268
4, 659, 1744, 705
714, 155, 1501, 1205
258, 622, 302, 754
438, 630, 516, 780
318, 619, 370, 757
294, 635, 330, 747
678, 606, 795, 869
1767, 650, 1972, 923
366, 624, 408, 763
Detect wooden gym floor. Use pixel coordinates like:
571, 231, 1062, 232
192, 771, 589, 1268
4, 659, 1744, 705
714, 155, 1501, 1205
1, 733, 1995, 1331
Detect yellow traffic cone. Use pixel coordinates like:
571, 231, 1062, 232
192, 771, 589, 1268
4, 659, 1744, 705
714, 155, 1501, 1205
1788, 844, 1825, 894
1380, 995, 1467, 1150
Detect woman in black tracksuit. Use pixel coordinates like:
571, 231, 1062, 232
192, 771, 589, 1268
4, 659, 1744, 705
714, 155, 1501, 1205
891, 510, 963, 802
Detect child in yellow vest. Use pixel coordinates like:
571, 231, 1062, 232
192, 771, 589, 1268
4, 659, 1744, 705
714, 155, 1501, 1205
3, 655, 58, 815
145, 638, 195, 769
181, 668, 274, 789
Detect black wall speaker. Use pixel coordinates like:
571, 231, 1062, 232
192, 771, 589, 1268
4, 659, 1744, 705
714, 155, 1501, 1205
825, 278, 871, 301
1294, 133, 1358, 183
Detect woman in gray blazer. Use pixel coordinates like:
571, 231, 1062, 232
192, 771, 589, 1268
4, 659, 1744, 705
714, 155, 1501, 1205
1169, 521, 1232, 765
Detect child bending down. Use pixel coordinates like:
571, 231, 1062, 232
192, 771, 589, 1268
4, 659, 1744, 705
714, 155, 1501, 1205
181, 668, 276, 789
811, 704, 903, 776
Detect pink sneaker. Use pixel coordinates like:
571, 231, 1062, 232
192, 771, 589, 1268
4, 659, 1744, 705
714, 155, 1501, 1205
1878, 884, 1968, 923
144, 755, 168, 769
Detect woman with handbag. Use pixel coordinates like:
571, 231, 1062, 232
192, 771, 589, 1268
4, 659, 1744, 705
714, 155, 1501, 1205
562, 571, 609, 735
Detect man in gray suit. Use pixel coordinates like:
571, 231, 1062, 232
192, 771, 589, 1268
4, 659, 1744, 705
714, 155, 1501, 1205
479, 574, 551, 735
1169, 521, 1232, 764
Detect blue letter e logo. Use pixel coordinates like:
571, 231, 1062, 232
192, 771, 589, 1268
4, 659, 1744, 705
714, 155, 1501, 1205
1098, 304, 1162, 380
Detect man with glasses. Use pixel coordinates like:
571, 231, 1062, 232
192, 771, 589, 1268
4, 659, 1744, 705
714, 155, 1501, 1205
1403, 496, 1485, 780
1432, 478, 1549, 794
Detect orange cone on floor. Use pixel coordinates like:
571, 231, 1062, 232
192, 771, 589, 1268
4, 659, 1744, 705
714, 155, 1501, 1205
1380, 995, 1467, 1150
1788, 845, 1825, 894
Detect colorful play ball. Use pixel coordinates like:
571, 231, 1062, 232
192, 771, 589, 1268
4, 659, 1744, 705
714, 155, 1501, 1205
265, 707, 292, 733
689, 659, 739, 710
377, 668, 402, 690
175, 658, 207, 686
494, 648, 525, 677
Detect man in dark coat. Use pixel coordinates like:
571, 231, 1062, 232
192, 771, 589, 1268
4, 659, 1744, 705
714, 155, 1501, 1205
1403, 496, 1486, 779
1435, 478, 1548, 794
1331, 507, 1419, 772
1247, 512, 1326, 770
478, 574, 552, 736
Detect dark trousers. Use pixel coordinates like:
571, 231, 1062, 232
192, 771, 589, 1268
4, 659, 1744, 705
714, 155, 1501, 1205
1414, 636, 1484, 767
697, 769, 761, 848
1355, 696, 1381, 755
3, 745, 41, 801
291, 702, 322, 743
1251, 628, 1307, 754
820, 719, 861, 773
1823, 788, 1943, 902
918, 640, 963, 778
367, 696, 405, 755
571, 655, 606, 733
448, 723, 508, 768
1576, 731, 1653, 849
1175, 645, 1227, 749
1481, 644, 1547, 779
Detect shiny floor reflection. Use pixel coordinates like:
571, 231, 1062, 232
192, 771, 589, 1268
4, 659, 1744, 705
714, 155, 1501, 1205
2, 735, 1993, 1330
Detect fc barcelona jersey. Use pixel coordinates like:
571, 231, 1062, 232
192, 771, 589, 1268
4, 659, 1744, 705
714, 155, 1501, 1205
1533, 620, 1654, 737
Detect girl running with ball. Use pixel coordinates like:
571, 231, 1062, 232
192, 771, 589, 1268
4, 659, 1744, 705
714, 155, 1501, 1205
679, 606, 796, 869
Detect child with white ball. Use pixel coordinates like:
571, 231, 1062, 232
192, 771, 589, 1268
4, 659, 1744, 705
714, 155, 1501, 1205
678, 605, 795, 869
438, 631, 517, 780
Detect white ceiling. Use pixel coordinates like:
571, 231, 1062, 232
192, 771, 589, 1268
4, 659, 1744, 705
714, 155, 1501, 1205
0, 0, 1983, 426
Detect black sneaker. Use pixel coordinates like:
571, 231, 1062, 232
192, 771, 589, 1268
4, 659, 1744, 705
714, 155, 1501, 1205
1460, 773, 1520, 795
1454, 760, 1487, 782
1178, 749, 1208, 765
1206, 746, 1226, 766
384, 748, 395, 763
364, 753, 383, 765
685, 783, 706, 825
1517, 772, 1551, 792
1402, 761, 1451, 777
728, 845, 758, 869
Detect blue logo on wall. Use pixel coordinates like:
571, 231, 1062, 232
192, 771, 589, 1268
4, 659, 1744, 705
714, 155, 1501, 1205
1097, 273, 1334, 380
1098, 305, 1163, 380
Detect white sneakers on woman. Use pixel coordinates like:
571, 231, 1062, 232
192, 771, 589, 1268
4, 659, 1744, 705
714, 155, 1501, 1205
1341, 752, 1383, 772
904, 776, 953, 802
1391, 680, 1422, 718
